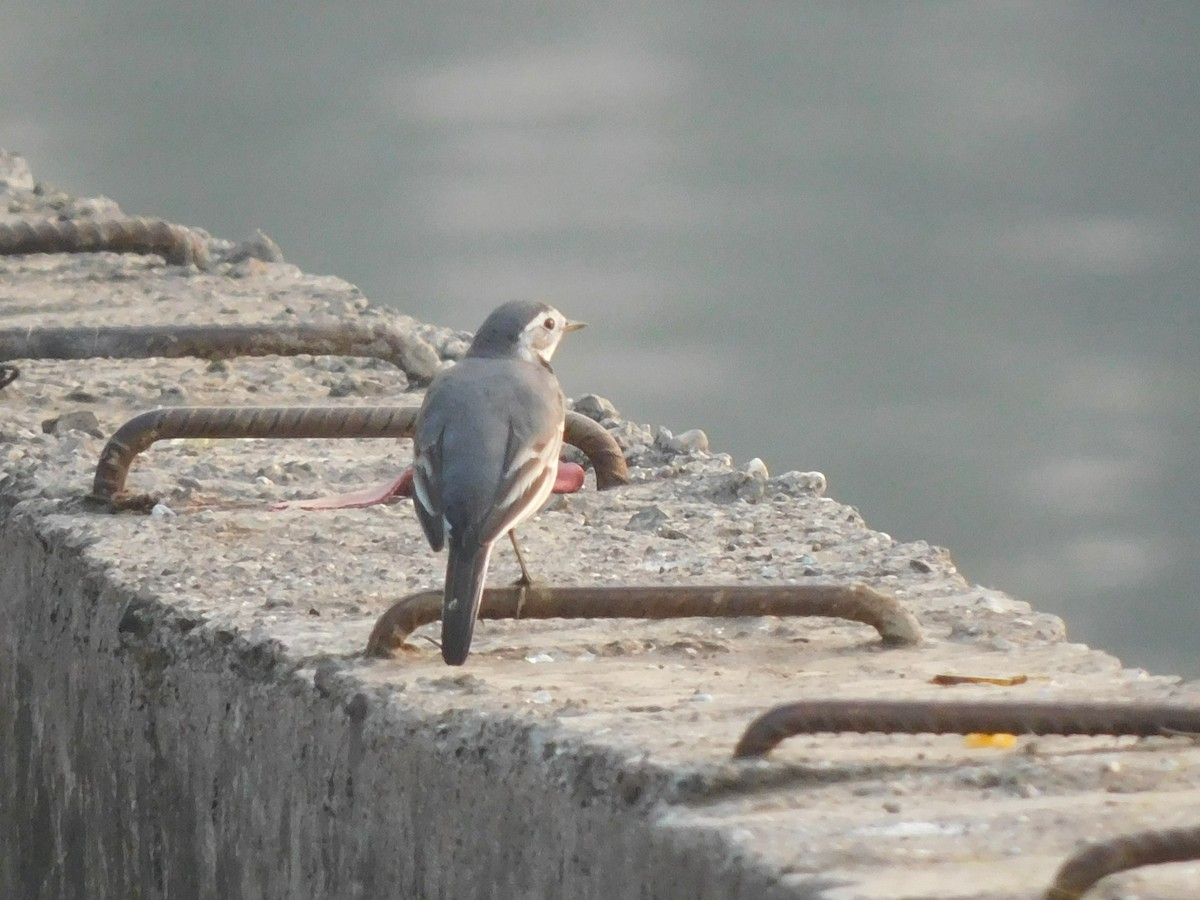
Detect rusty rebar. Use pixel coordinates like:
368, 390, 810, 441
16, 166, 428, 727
732, 699, 1200, 759
565, 413, 629, 490
92, 406, 416, 503
1045, 824, 1200, 899
365, 582, 920, 657
91, 406, 628, 507
0, 323, 441, 384
0, 217, 210, 268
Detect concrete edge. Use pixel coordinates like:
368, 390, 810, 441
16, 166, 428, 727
3, 505, 834, 899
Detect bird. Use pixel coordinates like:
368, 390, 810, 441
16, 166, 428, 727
410, 300, 586, 665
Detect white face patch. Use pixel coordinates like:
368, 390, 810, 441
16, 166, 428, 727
517, 307, 567, 364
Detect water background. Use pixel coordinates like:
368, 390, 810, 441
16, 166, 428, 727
4, 3, 1197, 675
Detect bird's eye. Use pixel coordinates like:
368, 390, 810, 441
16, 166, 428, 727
543, 317, 556, 330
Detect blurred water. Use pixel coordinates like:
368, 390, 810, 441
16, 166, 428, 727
3, 3, 1197, 675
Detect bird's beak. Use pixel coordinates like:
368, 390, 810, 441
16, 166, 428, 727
564, 320, 587, 333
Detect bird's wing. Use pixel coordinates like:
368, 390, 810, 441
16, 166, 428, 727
476, 412, 563, 541
411, 422, 446, 551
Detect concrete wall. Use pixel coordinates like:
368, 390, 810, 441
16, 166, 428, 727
0, 510, 796, 900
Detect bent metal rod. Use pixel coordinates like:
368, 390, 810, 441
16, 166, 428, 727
91, 405, 630, 506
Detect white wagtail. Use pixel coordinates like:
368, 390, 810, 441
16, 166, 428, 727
411, 300, 586, 665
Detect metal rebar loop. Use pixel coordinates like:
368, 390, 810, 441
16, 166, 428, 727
365, 581, 920, 657
1044, 824, 1200, 899
91, 406, 628, 506
0, 322, 441, 384
733, 698, 1200, 759
0, 217, 210, 267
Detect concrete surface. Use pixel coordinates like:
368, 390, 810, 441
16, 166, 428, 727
3, 158, 1200, 899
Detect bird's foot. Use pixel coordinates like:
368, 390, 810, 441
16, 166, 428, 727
510, 575, 549, 620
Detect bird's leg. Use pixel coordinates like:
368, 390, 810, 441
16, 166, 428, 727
508, 530, 537, 620
508, 530, 535, 585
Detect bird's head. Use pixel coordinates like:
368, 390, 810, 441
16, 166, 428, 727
467, 300, 586, 366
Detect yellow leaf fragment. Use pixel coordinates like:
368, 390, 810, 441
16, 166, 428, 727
964, 733, 1018, 749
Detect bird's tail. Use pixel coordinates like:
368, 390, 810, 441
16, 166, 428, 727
441, 537, 494, 665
